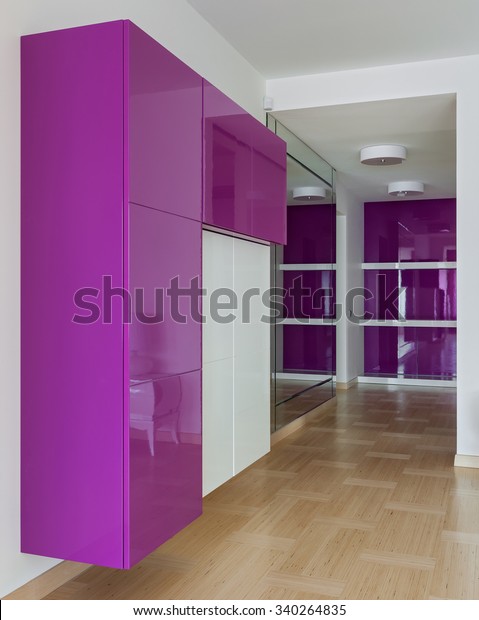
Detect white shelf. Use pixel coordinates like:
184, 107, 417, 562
279, 263, 336, 271
277, 318, 337, 325
362, 261, 456, 270
359, 319, 456, 328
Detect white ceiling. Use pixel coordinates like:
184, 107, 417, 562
187, 0, 479, 78
187, 1, 459, 203
276, 94, 456, 202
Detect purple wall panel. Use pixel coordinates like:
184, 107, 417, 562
283, 204, 336, 264
21, 22, 125, 567
203, 81, 286, 243
283, 271, 336, 319
364, 327, 457, 378
129, 370, 201, 566
364, 270, 400, 320
283, 325, 336, 373
364, 269, 456, 321
127, 22, 202, 221
416, 328, 457, 378
364, 199, 456, 262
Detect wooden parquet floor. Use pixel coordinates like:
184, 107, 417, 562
45, 384, 479, 600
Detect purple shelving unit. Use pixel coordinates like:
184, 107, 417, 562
363, 198, 456, 379
281, 204, 336, 374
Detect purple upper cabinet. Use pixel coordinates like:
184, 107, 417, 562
22, 21, 202, 570
203, 81, 286, 244
251, 128, 287, 243
127, 21, 202, 221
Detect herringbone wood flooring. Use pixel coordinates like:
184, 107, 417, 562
44, 384, 479, 600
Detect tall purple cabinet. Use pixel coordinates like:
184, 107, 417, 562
21, 21, 202, 568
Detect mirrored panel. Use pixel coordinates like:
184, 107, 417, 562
268, 121, 336, 432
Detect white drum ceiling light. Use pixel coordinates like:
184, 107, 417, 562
292, 186, 327, 201
388, 181, 424, 197
360, 144, 407, 165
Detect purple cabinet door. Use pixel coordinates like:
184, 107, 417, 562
127, 203, 202, 566
128, 203, 201, 380
203, 80, 286, 243
127, 21, 202, 221
251, 129, 287, 244
21, 22, 125, 567
203, 81, 253, 234
128, 370, 202, 566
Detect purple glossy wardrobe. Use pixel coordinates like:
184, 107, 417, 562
22, 20, 286, 569
21, 20, 204, 569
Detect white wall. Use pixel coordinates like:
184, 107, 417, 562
335, 180, 364, 384
1, 0, 265, 598
267, 54, 479, 460
202, 231, 270, 496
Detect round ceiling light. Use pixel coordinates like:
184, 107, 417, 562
388, 181, 424, 198
360, 144, 407, 166
292, 186, 326, 201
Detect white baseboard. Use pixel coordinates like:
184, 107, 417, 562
335, 378, 358, 390
454, 454, 479, 469
358, 375, 456, 388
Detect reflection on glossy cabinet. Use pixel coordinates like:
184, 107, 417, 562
203, 81, 287, 244
22, 20, 201, 569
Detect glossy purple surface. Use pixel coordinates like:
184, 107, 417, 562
283, 204, 336, 264
22, 20, 203, 570
364, 327, 457, 378
21, 22, 125, 567
364, 199, 456, 262
283, 271, 336, 319
129, 204, 201, 381
363, 198, 457, 379
129, 370, 201, 566
282, 325, 336, 373
203, 81, 287, 244
364, 269, 457, 321
279, 203, 336, 373
127, 22, 202, 221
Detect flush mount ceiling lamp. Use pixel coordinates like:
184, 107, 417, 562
360, 144, 407, 166
388, 181, 424, 198
292, 186, 326, 201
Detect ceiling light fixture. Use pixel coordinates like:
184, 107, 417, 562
292, 186, 327, 201
388, 181, 424, 198
360, 144, 407, 166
